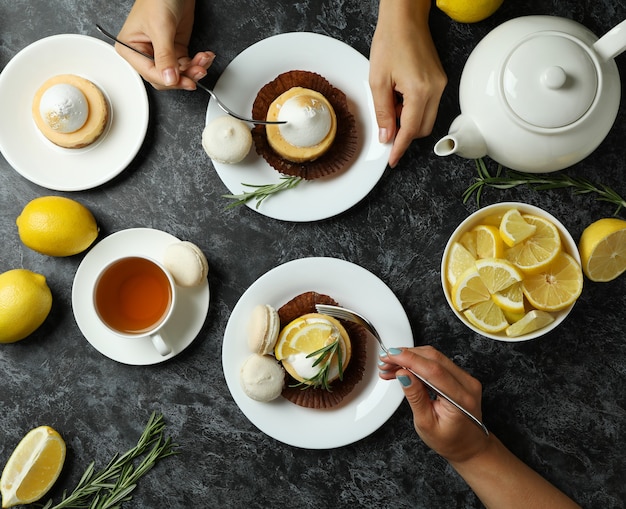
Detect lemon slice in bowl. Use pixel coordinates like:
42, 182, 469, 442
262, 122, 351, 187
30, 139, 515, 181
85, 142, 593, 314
463, 300, 509, 333
1, 426, 66, 508
505, 310, 555, 338
446, 241, 476, 286
475, 258, 523, 294
451, 266, 491, 311
578, 217, 626, 282
522, 252, 583, 312
505, 214, 562, 273
499, 208, 537, 247
491, 281, 525, 314
473, 224, 505, 259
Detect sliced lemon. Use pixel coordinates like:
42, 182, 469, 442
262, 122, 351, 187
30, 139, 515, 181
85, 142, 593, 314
0, 426, 66, 508
499, 208, 537, 247
475, 258, 523, 294
522, 252, 583, 312
274, 313, 351, 384
502, 308, 526, 324
504, 214, 562, 273
463, 300, 509, 333
473, 224, 505, 259
491, 281, 525, 314
446, 241, 476, 286
505, 310, 555, 338
578, 217, 626, 282
450, 266, 491, 311
459, 231, 478, 258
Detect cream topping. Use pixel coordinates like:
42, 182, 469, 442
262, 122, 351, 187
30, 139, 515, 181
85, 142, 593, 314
39, 83, 89, 133
277, 94, 332, 147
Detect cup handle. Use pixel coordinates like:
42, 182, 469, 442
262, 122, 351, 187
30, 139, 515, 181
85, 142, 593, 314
150, 331, 172, 356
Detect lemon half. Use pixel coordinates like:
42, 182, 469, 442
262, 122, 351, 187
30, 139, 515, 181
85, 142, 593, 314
578, 218, 626, 282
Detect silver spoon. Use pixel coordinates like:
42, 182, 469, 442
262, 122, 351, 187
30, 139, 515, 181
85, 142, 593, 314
316, 303, 489, 436
95, 25, 285, 126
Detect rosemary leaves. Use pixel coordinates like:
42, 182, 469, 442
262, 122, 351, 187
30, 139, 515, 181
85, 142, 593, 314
222, 175, 302, 209
292, 339, 344, 391
41, 412, 178, 509
463, 158, 626, 216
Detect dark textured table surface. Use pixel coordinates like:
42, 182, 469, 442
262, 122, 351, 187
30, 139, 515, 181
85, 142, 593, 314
1, 1, 625, 508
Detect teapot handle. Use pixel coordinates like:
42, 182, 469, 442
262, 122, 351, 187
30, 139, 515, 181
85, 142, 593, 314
593, 19, 626, 61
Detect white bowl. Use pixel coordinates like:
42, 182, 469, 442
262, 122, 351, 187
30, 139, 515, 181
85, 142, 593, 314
441, 202, 581, 342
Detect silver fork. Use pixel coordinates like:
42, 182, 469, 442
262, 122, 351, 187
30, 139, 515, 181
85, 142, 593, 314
95, 25, 285, 126
316, 304, 489, 436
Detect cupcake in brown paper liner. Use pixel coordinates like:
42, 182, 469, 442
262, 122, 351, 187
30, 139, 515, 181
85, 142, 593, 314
251, 70, 358, 180
277, 291, 367, 409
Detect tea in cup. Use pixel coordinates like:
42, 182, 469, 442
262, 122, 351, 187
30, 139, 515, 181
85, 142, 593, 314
94, 256, 175, 355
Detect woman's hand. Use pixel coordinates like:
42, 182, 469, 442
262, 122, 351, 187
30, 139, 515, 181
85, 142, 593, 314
369, 0, 447, 167
117, 0, 214, 90
379, 346, 489, 463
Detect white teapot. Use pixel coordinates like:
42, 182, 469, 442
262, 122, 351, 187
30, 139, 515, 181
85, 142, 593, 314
434, 15, 626, 173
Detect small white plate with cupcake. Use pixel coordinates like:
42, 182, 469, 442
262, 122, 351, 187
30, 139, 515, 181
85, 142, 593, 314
205, 32, 391, 222
0, 34, 149, 191
222, 257, 413, 449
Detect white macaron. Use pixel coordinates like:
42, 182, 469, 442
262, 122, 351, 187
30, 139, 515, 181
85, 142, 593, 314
163, 241, 209, 287
247, 304, 280, 355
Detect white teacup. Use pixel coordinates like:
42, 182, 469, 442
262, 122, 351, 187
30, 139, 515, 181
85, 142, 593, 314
93, 256, 175, 355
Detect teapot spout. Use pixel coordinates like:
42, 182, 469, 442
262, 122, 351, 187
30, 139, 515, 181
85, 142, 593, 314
434, 115, 487, 160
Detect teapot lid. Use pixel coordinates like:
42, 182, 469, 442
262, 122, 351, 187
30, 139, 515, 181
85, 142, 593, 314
503, 33, 597, 128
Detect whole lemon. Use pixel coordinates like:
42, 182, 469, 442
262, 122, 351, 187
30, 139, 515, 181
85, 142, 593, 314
0, 269, 52, 343
16, 196, 98, 257
436, 0, 504, 23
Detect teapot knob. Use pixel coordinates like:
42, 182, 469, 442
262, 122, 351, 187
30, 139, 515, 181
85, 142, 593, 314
541, 66, 567, 89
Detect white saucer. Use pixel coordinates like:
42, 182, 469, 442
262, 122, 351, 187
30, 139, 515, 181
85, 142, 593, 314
222, 257, 413, 449
0, 34, 149, 191
206, 32, 391, 222
72, 228, 210, 365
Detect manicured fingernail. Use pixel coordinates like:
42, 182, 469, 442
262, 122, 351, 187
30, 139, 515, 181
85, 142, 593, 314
193, 70, 207, 81
378, 127, 389, 143
397, 375, 411, 387
377, 358, 386, 367
162, 68, 177, 86
388, 348, 403, 355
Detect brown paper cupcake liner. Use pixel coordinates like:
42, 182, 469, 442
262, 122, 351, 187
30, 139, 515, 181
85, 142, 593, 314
277, 291, 367, 409
252, 70, 358, 180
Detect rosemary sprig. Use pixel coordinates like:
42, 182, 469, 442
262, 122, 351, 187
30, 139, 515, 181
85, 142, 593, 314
41, 412, 178, 509
291, 339, 344, 391
463, 158, 626, 216
222, 175, 303, 209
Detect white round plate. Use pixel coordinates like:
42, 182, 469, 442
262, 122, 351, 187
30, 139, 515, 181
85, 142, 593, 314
72, 228, 210, 365
222, 257, 413, 449
0, 34, 149, 191
206, 32, 391, 222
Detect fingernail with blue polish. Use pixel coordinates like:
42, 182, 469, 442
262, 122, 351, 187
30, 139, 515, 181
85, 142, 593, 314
377, 358, 386, 367
397, 375, 411, 387
388, 348, 403, 355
